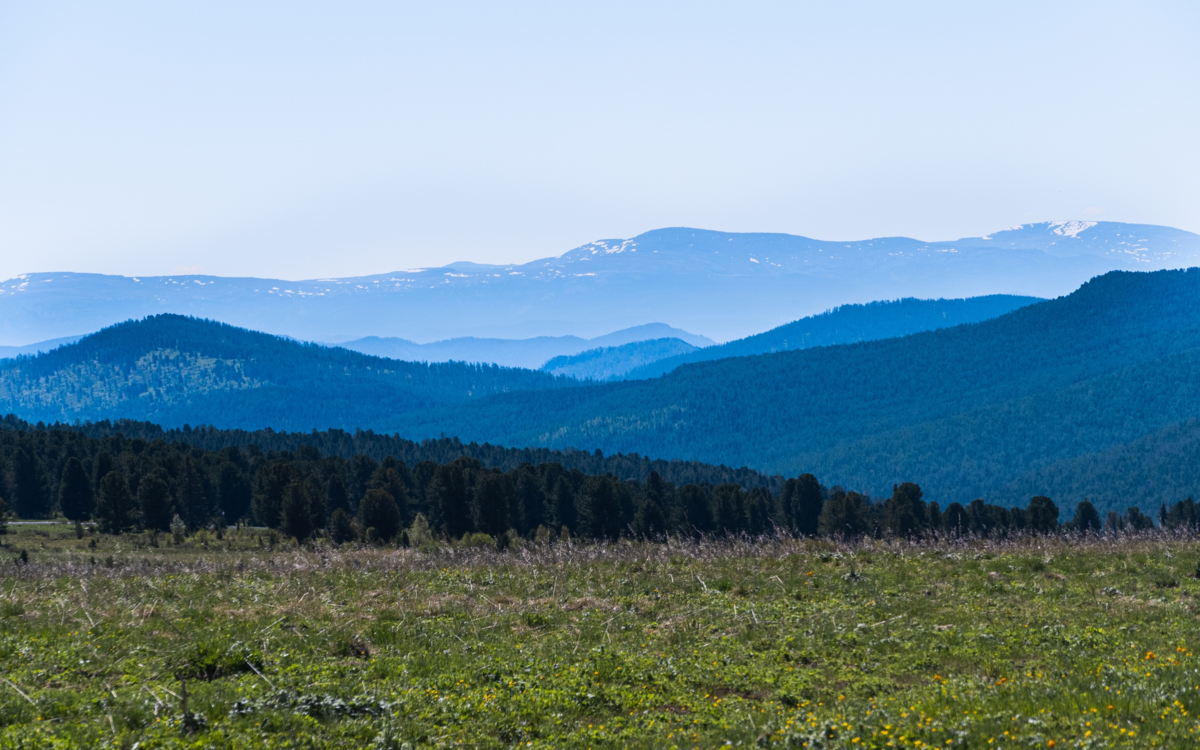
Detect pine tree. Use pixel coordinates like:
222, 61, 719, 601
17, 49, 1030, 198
515, 467, 546, 536
678, 484, 712, 536
885, 483, 926, 537
926, 501, 943, 531
59, 457, 93, 522
95, 471, 137, 534
581, 476, 621, 540
138, 473, 174, 531
359, 489, 401, 543
329, 508, 356, 544
745, 488, 770, 536
11, 441, 49, 519
252, 460, 293, 529
551, 476, 577, 533
817, 489, 867, 537
177, 457, 212, 531
1026, 496, 1060, 533
633, 494, 668, 538
473, 473, 512, 538
281, 481, 315, 542
432, 463, 471, 538
1070, 500, 1102, 532
325, 473, 351, 516
942, 502, 969, 535
791, 474, 823, 536
713, 484, 745, 535
370, 466, 411, 527
217, 463, 252, 522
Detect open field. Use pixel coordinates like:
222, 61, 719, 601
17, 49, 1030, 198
3, 524, 1200, 747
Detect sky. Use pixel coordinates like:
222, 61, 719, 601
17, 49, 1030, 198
1, 1, 1197, 281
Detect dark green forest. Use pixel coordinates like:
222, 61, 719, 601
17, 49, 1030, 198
0, 314, 581, 430
624, 294, 1042, 379
0, 419, 1182, 544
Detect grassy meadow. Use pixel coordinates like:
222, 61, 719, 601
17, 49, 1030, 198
2, 523, 1200, 748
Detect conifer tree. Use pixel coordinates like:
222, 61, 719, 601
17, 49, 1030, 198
177, 457, 212, 531
217, 463, 252, 523
677, 484, 712, 536
942, 502, 969, 535
818, 489, 868, 537
926, 501, 943, 531
359, 488, 401, 543
59, 457, 93, 522
515, 467, 546, 536
633, 495, 668, 538
432, 463, 471, 538
714, 484, 745, 535
581, 476, 621, 540
138, 473, 174, 532
95, 471, 137, 534
472, 472, 512, 538
1026, 496, 1060, 533
325, 473, 351, 516
329, 508, 356, 544
281, 481, 315, 542
551, 476, 577, 533
791, 473, 823, 536
1070, 500, 1102, 533
885, 482, 926, 537
11, 441, 49, 519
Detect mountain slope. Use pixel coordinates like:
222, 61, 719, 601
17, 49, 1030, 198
2, 221, 1194, 345
396, 269, 1200, 506
541, 338, 699, 381
338, 323, 712, 369
0, 315, 579, 430
625, 294, 1042, 379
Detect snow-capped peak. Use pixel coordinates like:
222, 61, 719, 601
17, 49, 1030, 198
1050, 221, 1097, 238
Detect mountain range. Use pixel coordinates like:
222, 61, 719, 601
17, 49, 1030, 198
338, 323, 713, 370
2, 220, 1195, 346
1, 269, 1199, 516
399, 268, 1200, 512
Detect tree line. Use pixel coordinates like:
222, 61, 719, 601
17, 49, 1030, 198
0, 424, 1193, 544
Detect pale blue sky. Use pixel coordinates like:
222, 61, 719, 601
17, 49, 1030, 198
1, 1, 1197, 280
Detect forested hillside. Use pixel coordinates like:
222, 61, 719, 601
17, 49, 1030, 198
2, 418, 1170, 542
541, 338, 698, 381
407, 269, 1200, 509
0, 315, 580, 430
625, 294, 1041, 379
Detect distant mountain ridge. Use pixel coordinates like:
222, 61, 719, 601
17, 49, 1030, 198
625, 295, 1042, 379
541, 338, 699, 381
338, 323, 713, 369
1, 220, 1194, 345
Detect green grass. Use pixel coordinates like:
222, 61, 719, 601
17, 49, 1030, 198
2, 523, 1200, 748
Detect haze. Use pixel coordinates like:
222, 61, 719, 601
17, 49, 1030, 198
1, 1, 1197, 281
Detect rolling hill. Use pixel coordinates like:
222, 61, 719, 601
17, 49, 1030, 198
541, 338, 699, 381
0, 315, 580, 431
624, 294, 1042, 379
1, 221, 1195, 345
